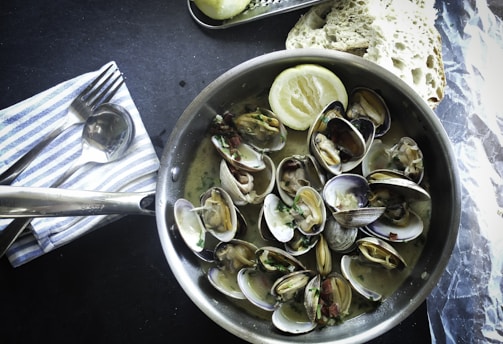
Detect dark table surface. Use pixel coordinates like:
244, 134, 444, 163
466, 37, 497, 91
0, 1, 431, 343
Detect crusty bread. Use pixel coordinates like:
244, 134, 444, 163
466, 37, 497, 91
285, 0, 445, 109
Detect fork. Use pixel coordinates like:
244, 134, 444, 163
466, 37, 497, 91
0, 63, 125, 185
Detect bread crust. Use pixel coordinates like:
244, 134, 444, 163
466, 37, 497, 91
285, 0, 446, 109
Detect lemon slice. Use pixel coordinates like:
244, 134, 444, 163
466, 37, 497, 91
193, 0, 252, 20
268, 64, 348, 131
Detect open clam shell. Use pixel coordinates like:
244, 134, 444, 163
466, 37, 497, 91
233, 107, 287, 153
323, 173, 385, 227
208, 266, 246, 300
256, 246, 306, 273
356, 237, 407, 270
290, 186, 326, 236
307, 101, 367, 176
362, 137, 424, 184
237, 267, 277, 311
211, 135, 266, 172
340, 255, 383, 302
173, 198, 208, 256
197, 186, 238, 242
219, 154, 276, 206
272, 300, 317, 334
276, 154, 326, 207
346, 87, 391, 137
262, 193, 295, 243
271, 270, 316, 303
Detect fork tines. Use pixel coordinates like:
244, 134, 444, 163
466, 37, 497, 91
82, 63, 125, 110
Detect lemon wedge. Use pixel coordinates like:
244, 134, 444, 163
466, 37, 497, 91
268, 64, 348, 131
193, 0, 252, 20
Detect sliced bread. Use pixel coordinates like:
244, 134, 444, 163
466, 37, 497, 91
285, 0, 446, 109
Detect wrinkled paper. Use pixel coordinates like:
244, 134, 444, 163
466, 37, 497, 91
427, 0, 503, 342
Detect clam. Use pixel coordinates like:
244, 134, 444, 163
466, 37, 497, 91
211, 135, 266, 172
173, 198, 213, 260
272, 300, 317, 334
262, 193, 295, 243
364, 177, 430, 242
219, 154, 276, 206
362, 137, 424, 184
340, 238, 406, 301
276, 154, 326, 206
213, 239, 258, 273
255, 246, 306, 273
194, 187, 238, 242
207, 267, 246, 300
323, 174, 386, 227
284, 231, 319, 256
316, 272, 352, 325
207, 239, 258, 300
290, 186, 326, 236
233, 107, 287, 153
356, 237, 407, 270
304, 274, 321, 323
315, 234, 332, 277
323, 216, 358, 253
271, 270, 316, 303
340, 255, 383, 302
345, 87, 391, 137
308, 100, 368, 176
237, 267, 278, 311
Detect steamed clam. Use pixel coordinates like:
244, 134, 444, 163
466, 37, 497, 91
364, 175, 430, 242
362, 137, 425, 184
219, 154, 276, 206
340, 237, 407, 301
323, 174, 386, 228
233, 108, 287, 153
308, 101, 368, 176
207, 239, 258, 300
276, 154, 326, 206
346, 87, 391, 137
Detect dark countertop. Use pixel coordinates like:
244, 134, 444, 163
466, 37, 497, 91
0, 1, 431, 343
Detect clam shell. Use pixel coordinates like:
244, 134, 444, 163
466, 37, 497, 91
219, 154, 276, 206
237, 267, 277, 311
346, 87, 391, 137
340, 255, 383, 302
272, 300, 316, 334
207, 266, 246, 300
198, 187, 238, 242
233, 107, 287, 153
173, 198, 207, 255
276, 154, 326, 207
362, 209, 424, 242
308, 100, 366, 176
262, 193, 295, 243
211, 135, 266, 172
255, 246, 306, 273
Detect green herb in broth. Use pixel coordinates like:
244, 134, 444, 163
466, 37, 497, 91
181, 95, 431, 325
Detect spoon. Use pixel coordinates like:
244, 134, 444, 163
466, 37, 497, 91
0, 102, 135, 258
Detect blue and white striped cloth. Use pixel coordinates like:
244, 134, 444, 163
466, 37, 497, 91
0, 62, 160, 267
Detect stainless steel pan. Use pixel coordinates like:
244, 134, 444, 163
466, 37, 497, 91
155, 50, 461, 343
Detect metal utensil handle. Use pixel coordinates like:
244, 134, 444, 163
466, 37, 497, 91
0, 186, 155, 218
0, 187, 155, 258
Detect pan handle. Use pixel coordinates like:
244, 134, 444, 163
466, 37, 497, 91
0, 186, 155, 218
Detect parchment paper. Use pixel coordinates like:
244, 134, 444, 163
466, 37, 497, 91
427, 0, 503, 342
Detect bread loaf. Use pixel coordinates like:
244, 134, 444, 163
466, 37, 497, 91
285, 0, 446, 109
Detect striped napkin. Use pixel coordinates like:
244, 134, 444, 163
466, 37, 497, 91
0, 62, 160, 267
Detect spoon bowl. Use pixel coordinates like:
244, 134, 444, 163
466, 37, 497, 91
53, 103, 135, 186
